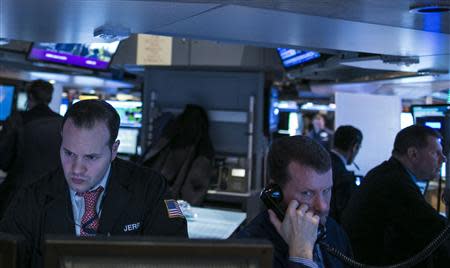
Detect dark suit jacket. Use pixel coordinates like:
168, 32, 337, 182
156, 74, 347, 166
0, 158, 188, 268
236, 211, 353, 268
0, 104, 62, 217
329, 151, 356, 223
341, 157, 450, 267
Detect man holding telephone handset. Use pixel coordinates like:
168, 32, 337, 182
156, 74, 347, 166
237, 136, 352, 268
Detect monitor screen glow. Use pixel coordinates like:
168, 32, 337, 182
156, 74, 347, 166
277, 48, 321, 69
28, 42, 120, 70
0, 85, 15, 120
117, 128, 139, 155
16, 92, 27, 111
106, 100, 142, 128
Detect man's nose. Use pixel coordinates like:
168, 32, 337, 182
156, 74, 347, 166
312, 195, 328, 213
71, 158, 86, 174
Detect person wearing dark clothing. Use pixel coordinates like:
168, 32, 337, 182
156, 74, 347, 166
0, 100, 187, 268
0, 80, 62, 218
238, 211, 352, 268
307, 113, 333, 150
329, 126, 362, 223
341, 125, 450, 267
237, 136, 352, 268
143, 104, 214, 206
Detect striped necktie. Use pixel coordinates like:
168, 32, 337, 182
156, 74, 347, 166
77, 186, 104, 236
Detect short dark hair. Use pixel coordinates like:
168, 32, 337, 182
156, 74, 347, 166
268, 135, 331, 187
393, 124, 442, 155
62, 100, 120, 148
26, 79, 54, 104
334, 125, 363, 151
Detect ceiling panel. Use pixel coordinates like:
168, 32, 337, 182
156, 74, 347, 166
149, 0, 450, 33
0, 0, 220, 42
154, 5, 450, 56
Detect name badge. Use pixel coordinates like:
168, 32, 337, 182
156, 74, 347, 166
123, 222, 141, 232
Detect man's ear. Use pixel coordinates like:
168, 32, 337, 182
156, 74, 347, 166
406, 147, 418, 161
111, 140, 120, 161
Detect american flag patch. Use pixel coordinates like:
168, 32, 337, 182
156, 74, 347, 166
164, 199, 185, 219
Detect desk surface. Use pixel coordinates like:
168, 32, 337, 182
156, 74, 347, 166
187, 207, 246, 239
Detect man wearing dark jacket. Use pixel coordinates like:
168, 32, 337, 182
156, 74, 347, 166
0, 80, 62, 218
341, 125, 450, 267
329, 125, 362, 223
0, 100, 187, 268
237, 136, 352, 268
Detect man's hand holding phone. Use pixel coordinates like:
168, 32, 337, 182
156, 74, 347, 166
269, 200, 320, 260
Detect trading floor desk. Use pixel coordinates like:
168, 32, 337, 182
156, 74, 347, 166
186, 207, 246, 239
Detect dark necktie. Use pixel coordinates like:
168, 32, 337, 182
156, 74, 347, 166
77, 186, 104, 236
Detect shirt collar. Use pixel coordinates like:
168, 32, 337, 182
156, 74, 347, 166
392, 157, 418, 183
331, 149, 347, 166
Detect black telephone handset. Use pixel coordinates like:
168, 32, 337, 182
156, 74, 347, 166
260, 184, 326, 241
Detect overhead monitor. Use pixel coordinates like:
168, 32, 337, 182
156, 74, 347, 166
117, 127, 139, 155
0, 85, 15, 121
44, 236, 272, 268
411, 104, 450, 119
106, 100, 142, 128
410, 104, 450, 136
277, 48, 321, 69
27, 41, 120, 71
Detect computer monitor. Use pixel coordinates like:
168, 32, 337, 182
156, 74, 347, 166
0, 232, 23, 268
276, 48, 321, 69
106, 100, 142, 128
16, 91, 27, 111
264, 87, 279, 136
44, 236, 272, 268
117, 128, 139, 155
0, 85, 15, 121
28, 41, 120, 71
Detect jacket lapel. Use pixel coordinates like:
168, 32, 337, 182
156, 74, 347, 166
43, 171, 75, 235
98, 161, 131, 234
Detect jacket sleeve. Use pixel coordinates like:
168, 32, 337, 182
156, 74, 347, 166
141, 171, 188, 237
0, 187, 39, 268
0, 112, 22, 170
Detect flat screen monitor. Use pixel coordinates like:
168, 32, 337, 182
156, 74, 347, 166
27, 41, 120, 70
264, 87, 279, 135
44, 236, 272, 268
277, 48, 321, 69
0, 85, 15, 121
16, 92, 27, 111
117, 128, 139, 155
106, 100, 142, 128
411, 104, 450, 119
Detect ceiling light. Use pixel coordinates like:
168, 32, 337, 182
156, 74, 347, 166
410, 0, 450, 13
